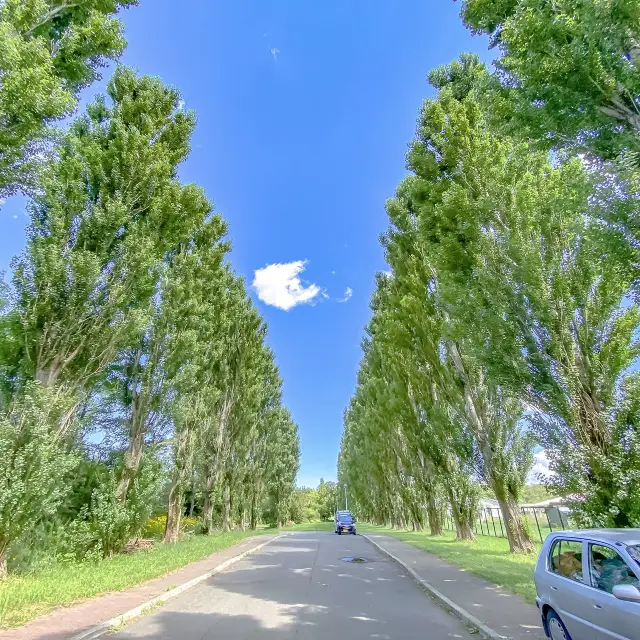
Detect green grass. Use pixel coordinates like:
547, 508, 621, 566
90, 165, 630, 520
358, 524, 539, 604
0, 529, 276, 629
282, 521, 334, 532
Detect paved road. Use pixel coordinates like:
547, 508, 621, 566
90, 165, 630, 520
110, 532, 474, 639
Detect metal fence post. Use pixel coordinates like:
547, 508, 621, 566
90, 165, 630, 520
490, 508, 498, 537
531, 508, 543, 544
497, 509, 505, 538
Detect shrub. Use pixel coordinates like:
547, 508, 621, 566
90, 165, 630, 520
0, 383, 78, 576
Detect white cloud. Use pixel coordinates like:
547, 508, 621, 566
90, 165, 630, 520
527, 449, 555, 485
337, 287, 353, 303
253, 260, 321, 311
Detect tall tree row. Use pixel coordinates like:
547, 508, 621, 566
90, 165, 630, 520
0, 2, 299, 577
339, 1, 640, 550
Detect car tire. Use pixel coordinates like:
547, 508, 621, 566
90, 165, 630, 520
546, 609, 572, 640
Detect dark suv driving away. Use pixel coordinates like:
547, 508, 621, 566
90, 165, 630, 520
335, 511, 356, 535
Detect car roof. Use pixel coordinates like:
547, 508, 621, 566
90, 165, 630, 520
549, 529, 640, 546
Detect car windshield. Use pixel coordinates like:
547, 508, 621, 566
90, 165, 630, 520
627, 544, 640, 567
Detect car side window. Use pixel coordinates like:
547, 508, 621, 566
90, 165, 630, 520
549, 539, 584, 583
589, 544, 639, 594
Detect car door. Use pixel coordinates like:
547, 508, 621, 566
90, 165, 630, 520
546, 537, 595, 639
584, 542, 640, 640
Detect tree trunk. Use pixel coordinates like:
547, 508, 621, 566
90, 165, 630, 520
0, 544, 8, 579
163, 426, 192, 544
222, 483, 231, 532
116, 416, 145, 502
189, 491, 195, 518
201, 472, 215, 534
164, 482, 182, 544
448, 489, 476, 541
455, 519, 475, 541
426, 495, 443, 536
116, 347, 149, 503
249, 490, 258, 530
497, 495, 535, 553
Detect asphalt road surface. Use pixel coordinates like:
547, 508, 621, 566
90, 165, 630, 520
110, 532, 475, 639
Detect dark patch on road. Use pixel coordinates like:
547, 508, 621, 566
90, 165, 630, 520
341, 556, 369, 563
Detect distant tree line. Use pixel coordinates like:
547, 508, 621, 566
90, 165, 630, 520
0, 1, 299, 577
338, 0, 640, 553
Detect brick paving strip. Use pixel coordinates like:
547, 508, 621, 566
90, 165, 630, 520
0, 534, 280, 640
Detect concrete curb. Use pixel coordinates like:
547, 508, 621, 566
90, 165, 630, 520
362, 534, 507, 640
68, 535, 281, 640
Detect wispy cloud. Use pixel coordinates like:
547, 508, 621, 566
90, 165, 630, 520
337, 287, 353, 303
253, 260, 321, 311
527, 449, 554, 485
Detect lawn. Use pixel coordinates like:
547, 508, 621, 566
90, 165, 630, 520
357, 524, 539, 604
282, 521, 334, 532
0, 528, 277, 629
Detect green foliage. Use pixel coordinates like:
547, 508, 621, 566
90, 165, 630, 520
340, 46, 640, 547
461, 0, 640, 161
0, 0, 139, 199
0, 383, 78, 574
0, 0, 300, 584
60, 453, 162, 560
315, 479, 338, 520
10, 66, 210, 392
289, 488, 320, 523
520, 485, 552, 505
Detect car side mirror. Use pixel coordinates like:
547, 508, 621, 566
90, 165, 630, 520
612, 585, 640, 603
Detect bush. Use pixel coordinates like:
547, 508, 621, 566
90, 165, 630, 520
0, 383, 79, 575
62, 453, 164, 559
143, 514, 198, 540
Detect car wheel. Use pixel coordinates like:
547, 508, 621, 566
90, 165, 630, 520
546, 609, 572, 640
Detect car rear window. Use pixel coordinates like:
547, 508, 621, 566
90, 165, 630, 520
549, 539, 584, 583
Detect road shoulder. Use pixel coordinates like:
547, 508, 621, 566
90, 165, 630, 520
362, 533, 546, 640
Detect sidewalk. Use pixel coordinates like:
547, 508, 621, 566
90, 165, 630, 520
363, 533, 546, 640
1, 534, 278, 640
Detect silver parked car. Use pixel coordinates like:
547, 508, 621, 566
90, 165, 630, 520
535, 529, 640, 639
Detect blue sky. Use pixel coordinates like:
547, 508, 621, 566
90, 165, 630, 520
0, 1, 491, 488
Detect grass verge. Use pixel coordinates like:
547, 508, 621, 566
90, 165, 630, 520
282, 521, 334, 532
358, 525, 538, 603
0, 528, 276, 629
